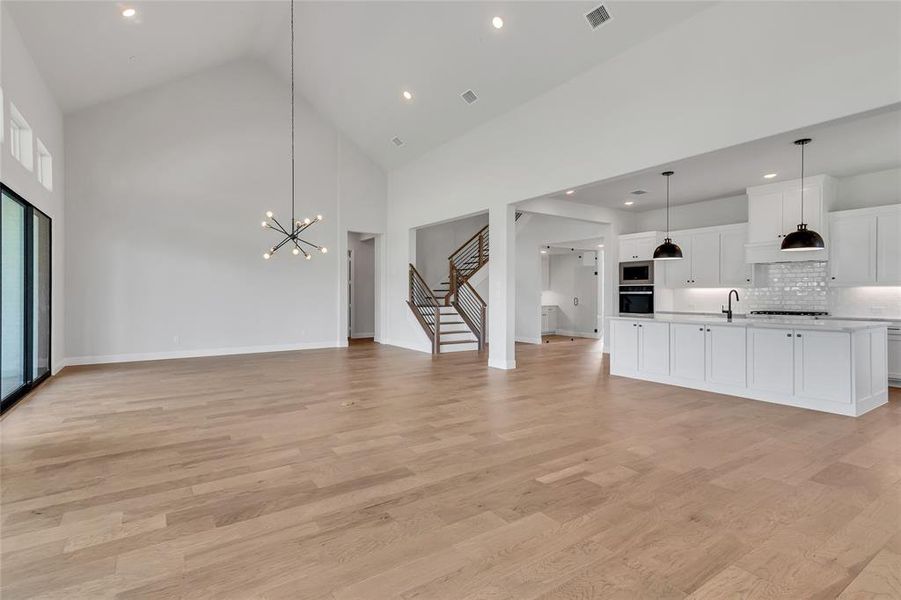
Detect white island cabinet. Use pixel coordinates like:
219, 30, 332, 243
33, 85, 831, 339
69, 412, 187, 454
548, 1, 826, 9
609, 315, 889, 416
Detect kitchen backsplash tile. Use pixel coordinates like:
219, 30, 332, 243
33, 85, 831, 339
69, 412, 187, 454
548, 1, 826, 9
746, 261, 828, 312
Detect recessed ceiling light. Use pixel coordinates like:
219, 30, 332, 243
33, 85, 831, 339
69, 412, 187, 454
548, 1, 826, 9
597, 244, 604, 248
492, 16, 504, 29
624, 201, 634, 206
565, 189, 575, 195
122, 7, 136, 17
402, 90, 413, 101
764, 173, 777, 179
540, 249, 547, 254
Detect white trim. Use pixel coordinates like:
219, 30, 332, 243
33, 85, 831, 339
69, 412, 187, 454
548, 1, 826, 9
488, 358, 516, 370
350, 332, 374, 339
516, 336, 543, 344
383, 338, 432, 354
66, 341, 338, 366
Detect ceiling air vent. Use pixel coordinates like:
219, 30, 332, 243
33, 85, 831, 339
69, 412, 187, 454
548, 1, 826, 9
461, 89, 478, 104
585, 5, 611, 29
391, 136, 404, 147
630, 189, 647, 195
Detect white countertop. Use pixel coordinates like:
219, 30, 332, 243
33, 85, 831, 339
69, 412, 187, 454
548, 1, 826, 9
610, 313, 890, 332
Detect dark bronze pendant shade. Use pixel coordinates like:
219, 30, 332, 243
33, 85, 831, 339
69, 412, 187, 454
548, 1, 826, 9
654, 171, 683, 260
781, 138, 825, 252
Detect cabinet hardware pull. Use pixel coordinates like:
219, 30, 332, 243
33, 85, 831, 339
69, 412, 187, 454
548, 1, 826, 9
796, 334, 802, 337
707, 329, 711, 332
699, 328, 704, 331
786, 333, 792, 337
632, 323, 637, 327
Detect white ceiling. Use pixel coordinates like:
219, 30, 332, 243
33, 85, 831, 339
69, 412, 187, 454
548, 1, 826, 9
4, 1, 270, 113
6, 1, 714, 169
553, 105, 901, 211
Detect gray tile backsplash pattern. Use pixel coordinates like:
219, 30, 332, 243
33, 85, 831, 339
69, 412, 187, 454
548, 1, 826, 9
746, 261, 828, 312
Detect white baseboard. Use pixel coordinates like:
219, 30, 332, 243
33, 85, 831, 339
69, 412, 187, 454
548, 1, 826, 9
52, 360, 68, 375
553, 329, 600, 339
488, 358, 516, 370
516, 336, 542, 345
350, 332, 375, 339
65, 341, 338, 367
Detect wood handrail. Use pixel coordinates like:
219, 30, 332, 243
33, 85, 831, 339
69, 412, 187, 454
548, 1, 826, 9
447, 224, 489, 261
408, 263, 439, 307
460, 280, 486, 307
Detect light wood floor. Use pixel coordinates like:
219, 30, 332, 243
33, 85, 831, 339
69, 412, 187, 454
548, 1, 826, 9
2, 339, 899, 599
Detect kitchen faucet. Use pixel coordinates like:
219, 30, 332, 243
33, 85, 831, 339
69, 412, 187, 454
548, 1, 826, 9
722, 289, 740, 322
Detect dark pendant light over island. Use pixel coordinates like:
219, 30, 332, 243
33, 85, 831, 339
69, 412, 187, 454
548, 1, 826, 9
653, 170, 683, 260
781, 138, 825, 252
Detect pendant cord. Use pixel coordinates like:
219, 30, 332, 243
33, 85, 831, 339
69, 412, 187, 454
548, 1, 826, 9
800, 141, 804, 225
666, 175, 670, 237
290, 0, 295, 227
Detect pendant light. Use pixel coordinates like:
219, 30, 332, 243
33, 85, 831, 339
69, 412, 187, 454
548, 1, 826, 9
781, 138, 825, 252
653, 171, 683, 260
259, 0, 326, 260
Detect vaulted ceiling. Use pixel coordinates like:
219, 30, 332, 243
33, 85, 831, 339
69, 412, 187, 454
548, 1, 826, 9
5, 1, 714, 170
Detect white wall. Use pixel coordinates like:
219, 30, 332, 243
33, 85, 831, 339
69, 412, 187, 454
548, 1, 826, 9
542, 253, 599, 337
633, 195, 747, 233
415, 212, 487, 287
348, 233, 375, 337
64, 58, 386, 363
1, 7, 66, 374
835, 167, 901, 211
515, 211, 613, 344
385, 1, 900, 362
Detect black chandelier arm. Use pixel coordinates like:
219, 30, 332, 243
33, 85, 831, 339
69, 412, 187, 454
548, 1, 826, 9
269, 217, 291, 235
295, 237, 321, 250
271, 236, 295, 254
293, 220, 318, 235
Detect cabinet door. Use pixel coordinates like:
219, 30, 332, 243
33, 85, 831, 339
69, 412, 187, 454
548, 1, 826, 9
634, 236, 658, 261
720, 227, 751, 286
705, 326, 747, 387
793, 330, 851, 404
888, 331, 901, 380
670, 323, 706, 381
829, 214, 876, 285
748, 192, 783, 243
665, 237, 693, 288
619, 238, 638, 261
611, 320, 639, 373
638, 322, 669, 376
747, 328, 794, 394
782, 185, 823, 237
690, 232, 720, 286
877, 211, 901, 284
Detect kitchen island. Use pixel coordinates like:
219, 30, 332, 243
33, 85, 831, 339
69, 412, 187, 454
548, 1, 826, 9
608, 314, 889, 416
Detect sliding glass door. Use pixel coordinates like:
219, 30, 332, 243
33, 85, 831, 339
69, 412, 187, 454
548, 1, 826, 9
1, 184, 51, 412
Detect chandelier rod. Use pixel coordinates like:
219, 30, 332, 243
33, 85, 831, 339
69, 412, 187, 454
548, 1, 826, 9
290, 0, 295, 227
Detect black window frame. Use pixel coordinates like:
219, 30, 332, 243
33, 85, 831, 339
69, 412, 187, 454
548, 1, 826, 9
1, 182, 52, 414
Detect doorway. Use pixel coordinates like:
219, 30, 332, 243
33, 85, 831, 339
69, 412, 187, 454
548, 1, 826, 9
1, 184, 51, 413
346, 232, 376, 342
540, 244, 603, 347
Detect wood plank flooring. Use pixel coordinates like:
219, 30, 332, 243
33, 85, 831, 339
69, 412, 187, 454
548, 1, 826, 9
1, 339, 899, 599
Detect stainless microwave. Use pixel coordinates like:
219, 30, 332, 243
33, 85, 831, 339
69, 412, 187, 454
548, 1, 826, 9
619, 260, 654, 285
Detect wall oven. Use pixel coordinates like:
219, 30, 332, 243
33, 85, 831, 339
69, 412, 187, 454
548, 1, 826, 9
619, 260, 654, 285
619, 285, 654, 314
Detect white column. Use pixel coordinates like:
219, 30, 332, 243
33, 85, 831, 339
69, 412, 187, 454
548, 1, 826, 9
488, 203, 516, 369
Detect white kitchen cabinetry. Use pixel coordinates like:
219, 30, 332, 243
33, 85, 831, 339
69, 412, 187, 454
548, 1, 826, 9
618, 232, 662, 261
720, 225, 752, 286
877, 209, 901, 284
829, 211, 877, 285
669, 323, 706, 381
540, 306, 558, 335
745, 175, 835, 263
638, 321, 669, 375
828, 205, 901, 286
793, 330, 851, 404
887, 326, 901, 384
610, 320, 639, 373
747, 328, 795, 395
611, 316, 888, 416
705, 325, 746, 387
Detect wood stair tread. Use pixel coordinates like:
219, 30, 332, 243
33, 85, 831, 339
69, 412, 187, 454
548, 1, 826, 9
439, 339, 478, 345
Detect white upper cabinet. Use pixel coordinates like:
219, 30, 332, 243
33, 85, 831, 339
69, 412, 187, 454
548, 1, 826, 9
745, 175, 835, 263
829, 211, 877, 285
690, 231, 721, 287
618, 232, 662, 261
876, 208, 901, 284
828, 205, 901, 286
720, 225, 751, 286
665, 236, 693, 288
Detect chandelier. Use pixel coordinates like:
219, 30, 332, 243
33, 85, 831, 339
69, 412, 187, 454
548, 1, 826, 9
260, 0, 326, 260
